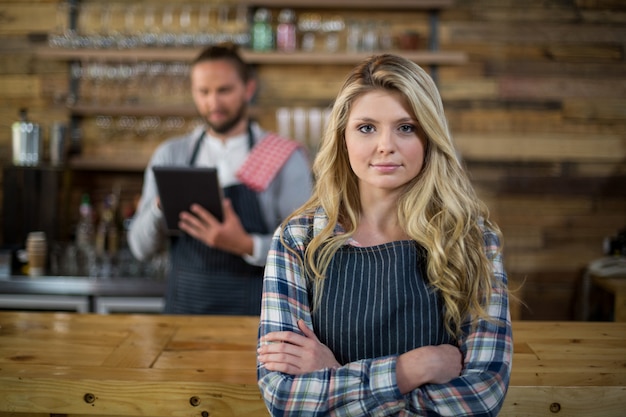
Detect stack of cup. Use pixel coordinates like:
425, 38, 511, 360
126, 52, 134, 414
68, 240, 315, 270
26, 231, 47, 277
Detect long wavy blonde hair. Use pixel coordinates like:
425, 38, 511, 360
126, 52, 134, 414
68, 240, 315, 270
282, 54, 503, 338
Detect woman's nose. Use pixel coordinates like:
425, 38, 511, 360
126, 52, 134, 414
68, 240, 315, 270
377, 130, 396, 153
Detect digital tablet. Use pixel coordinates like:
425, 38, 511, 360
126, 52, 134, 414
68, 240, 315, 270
152, 166, 224, 233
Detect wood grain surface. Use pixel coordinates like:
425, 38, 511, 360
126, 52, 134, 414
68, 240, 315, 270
0, 312, 624, 417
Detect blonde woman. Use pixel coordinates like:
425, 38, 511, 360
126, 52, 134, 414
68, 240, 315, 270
257, 54, 512, 416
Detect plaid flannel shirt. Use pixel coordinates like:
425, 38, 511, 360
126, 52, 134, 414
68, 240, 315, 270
257, 208, 513, 416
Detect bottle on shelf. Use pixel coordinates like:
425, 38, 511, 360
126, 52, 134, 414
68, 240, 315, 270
76, 194, 95, 248
95, 193, 120, 277
95, 193, 119, 260
276, 9, 297, 53
251, 8, 274, 52
74, 194, 97, 276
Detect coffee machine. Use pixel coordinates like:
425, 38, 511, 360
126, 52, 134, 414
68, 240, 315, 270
2, 110, 70, 274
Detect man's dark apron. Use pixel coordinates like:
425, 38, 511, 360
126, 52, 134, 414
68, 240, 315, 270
164, 125, 268, 315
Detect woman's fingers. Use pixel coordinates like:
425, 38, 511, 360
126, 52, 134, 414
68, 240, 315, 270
297, 319, 319, 341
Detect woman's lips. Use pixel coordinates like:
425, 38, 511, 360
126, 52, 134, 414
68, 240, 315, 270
371, 163, 401, 173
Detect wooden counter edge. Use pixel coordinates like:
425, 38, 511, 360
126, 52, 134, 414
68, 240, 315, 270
0, 377, 268, 417
502, 385, 626, 417
1, 377, 625, 417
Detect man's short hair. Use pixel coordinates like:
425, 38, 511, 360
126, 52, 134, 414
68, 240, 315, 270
192, 43, 252, 83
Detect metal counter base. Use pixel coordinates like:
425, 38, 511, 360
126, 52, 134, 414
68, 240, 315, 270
0, 275, 165, 314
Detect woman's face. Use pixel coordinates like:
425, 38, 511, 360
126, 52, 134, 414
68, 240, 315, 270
345, 89, 427, 198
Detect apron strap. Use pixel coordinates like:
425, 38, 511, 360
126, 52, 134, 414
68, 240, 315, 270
189, 123, 255, 166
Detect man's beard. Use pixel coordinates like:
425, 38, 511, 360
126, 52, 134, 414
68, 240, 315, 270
204, 102, 248, 135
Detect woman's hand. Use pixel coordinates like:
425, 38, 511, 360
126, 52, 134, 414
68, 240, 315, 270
396, 344, 463, 394
258, 319, 340, 375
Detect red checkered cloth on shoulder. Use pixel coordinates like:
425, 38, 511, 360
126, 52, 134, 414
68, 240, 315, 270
236, 133, 303, 192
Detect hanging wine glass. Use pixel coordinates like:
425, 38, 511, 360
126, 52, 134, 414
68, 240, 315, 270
97, 3, 115, 49
118, 4, 139, 49
234, 4, 250, 46
176, 4, 194, 47
195, 5, 215, 46
49, 1, 71, 48
77, 2, 98, 48
157, 5, 176, 47
140, 5, 158, 47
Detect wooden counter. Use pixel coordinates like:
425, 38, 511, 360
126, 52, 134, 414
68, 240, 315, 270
0, 312, 624, 417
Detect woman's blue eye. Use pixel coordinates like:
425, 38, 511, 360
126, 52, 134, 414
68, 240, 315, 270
399, 124, 415, 133
358, 124, 375, 133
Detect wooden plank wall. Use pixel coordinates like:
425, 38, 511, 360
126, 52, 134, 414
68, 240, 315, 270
441, 0, 626, 320
0, 0, 625, 320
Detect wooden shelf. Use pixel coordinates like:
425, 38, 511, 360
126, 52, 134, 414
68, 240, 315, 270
69, 104, 197, 117
246, 51, 467, 65
239, 0, 454, 9
68, 104, 266, 118
37, 47, 467, 66
44, 0, 463, 172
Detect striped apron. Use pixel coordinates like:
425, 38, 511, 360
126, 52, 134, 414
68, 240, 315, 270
164, 125, 268, 315
311, 240, 454, 364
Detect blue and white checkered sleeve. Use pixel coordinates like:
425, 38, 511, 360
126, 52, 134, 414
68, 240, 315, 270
405, 227, 513, 417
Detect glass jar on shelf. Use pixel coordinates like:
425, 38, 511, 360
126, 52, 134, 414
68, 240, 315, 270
276, 9, 297, 52
251, 8, 274, 52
